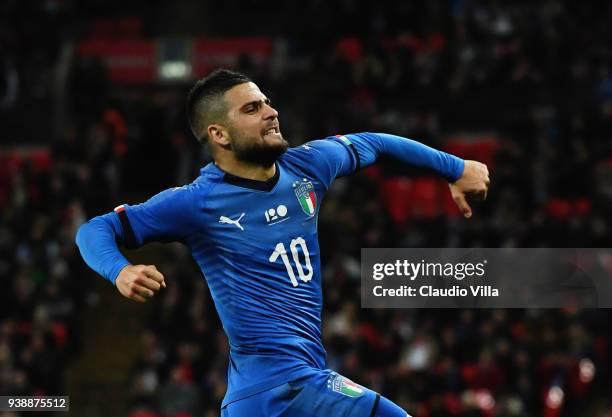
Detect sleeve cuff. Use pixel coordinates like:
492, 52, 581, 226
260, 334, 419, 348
109, 260, 131, 285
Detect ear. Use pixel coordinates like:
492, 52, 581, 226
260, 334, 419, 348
208, 124, 230, 147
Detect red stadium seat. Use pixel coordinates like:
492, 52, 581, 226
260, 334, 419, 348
444, 137, 499, 171
30, 150, 52, 172
544, 199, 592, 220
408, 178, 441, 219
381, 177, 454, 228
380, 178, 413, 229
545, 199, 572, 220
440, 180, 461, 217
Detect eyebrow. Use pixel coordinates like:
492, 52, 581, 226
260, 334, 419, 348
240, 98, 271, 111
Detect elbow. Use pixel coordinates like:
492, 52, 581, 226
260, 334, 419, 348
75, 213, 121, 250
75, 216, 104, 249
75, 220, 91, 249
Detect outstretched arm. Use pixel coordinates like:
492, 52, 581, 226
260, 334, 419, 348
340, 133, 490, 218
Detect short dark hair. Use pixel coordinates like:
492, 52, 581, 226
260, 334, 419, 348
186, 69, 252, 145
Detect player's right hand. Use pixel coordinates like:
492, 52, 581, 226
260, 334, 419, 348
115, 264, 166, 303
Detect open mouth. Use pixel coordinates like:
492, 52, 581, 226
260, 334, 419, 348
262, 127, 280, 138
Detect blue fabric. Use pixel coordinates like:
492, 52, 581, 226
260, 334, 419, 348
75, 212, 130, 285
345, 132, 465, 182
222, 370, 378, 417
74, 132, 463, 408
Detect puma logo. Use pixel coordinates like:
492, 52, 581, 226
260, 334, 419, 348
219, 213, 246, 231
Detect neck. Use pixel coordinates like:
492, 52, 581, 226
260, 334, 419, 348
215, 157, 276, 181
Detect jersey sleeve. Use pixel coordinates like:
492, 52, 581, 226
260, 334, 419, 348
76, 185, 200, 284
76, 212, 132, 284
117, 185, 200, 246
341, 132, 464, 182
296, 132, 464, 186
291, 136, 360, 188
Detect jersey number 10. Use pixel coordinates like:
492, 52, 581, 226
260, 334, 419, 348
268, 237, 313, 287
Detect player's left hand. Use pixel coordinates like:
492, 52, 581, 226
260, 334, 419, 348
449, 160, 490, 218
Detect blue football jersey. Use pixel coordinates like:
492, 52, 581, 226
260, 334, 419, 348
76, 131, 463, 407
120, 136, 359, 405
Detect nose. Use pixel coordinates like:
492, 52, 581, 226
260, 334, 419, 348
262, 102, 278, 120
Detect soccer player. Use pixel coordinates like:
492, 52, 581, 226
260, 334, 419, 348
76, 69, 489, 417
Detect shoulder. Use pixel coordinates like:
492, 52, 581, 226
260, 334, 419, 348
132, 168, 220, 213
191, 164, 225, 196
279, 136, 357, 187
282, 136, 348, 164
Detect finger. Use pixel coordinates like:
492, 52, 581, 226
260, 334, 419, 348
454, 194, 472, 218
125, 286, 148, 302
144, 269, 166, 288
144, 266, 166, 288
135, 276, 161, 291
474, 187, 487, 201
136, 285, 155, 298
131, 293, 147, 303
144, 266, 165, 283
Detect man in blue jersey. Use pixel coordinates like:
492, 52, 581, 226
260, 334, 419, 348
76, 69, 489, 417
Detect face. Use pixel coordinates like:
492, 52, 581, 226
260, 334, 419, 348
217, 82, 288, 166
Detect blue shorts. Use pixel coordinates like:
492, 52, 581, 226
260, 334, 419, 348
221, 369, 408, 417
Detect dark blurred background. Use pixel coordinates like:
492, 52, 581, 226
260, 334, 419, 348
1, 0, 611, 416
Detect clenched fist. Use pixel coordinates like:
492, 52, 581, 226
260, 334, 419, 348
116, 264, 166, 302
449, 160, 490, 218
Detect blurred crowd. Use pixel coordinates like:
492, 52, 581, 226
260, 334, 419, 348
1, 0, 612, 416
125, 275, 611, 417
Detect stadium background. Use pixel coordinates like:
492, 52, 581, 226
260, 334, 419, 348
1, 0, 611, 416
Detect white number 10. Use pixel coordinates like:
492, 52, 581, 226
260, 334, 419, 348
268, 237, 313, 287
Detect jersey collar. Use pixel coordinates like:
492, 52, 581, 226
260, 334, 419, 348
203, 162, 280, 192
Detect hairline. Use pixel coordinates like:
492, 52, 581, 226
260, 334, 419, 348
187, 70, 253, 146
202, 81, 255, 139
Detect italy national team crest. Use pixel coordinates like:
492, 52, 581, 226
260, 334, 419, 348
293, 178, 317, 216
327, 372, 364, 398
